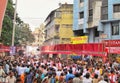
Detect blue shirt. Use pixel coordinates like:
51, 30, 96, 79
65, 73, 75, 82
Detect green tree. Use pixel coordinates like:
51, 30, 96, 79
1, 0, 14, 45
15, 23, 35, 45
1, 0, 35, 46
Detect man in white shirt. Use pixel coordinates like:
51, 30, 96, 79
6, 71, 16, 83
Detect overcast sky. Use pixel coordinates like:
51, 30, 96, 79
13, 0, 73, 31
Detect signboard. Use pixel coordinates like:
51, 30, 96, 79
71, 36, 88, 44
103, 40, 120, 47
100, 33, 107, 38
105, 47, 120, 54
10, 46, 16, 55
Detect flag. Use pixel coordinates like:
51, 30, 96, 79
0, 0, 8, 36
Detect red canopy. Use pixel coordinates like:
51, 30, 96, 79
0, 44, 10, 52
40, 43, 106, 56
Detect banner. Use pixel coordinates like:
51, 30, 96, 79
71, 36, 88, 44
10, 46, 16, 55
105, 47, 120, 54
0, 0, 8, 36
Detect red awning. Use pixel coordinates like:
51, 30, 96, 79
41, 51, 72, 54
40, 43, 106, 56
0, 44, 10, 52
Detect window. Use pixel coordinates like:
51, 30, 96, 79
80, 0, 84, 3
111, 22, 119, 35
113, 4, 120, 12
89, 9, 93, 16
55, 25, 60, 32
55, 11, 61, 18
62, 24, 72, 28
62, 38, 70, 41
94, 28, 99, 37
79, 12, 84, 19
88, 9, 93, 22
102, 0, 108, 6
101, 6, 108, 20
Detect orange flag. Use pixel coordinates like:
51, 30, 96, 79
0, 0, 8, 36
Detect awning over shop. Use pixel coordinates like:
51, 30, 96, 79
0, 44, 10, 52
40, 43, 106, 56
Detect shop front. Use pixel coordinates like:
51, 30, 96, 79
104, 40, 120, 62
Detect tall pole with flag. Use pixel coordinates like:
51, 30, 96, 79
0, 0, 8, 37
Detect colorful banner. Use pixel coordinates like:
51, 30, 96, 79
105, 47, 120, 54
103, 40, 120, 47
0, 0, 8, 35
71, 36, 88, 44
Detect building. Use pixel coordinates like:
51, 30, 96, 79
44, 3, 74, 45
73, 0, 120, 43
32, 24, 45, 46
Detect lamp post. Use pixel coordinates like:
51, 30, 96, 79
11, 0, 18, 46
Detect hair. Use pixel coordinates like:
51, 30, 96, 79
104, 75, 109, 82
69, 70, 73, 74
86, 73, 90, 79
94, 74, 98, 79
75, 73, 80, 77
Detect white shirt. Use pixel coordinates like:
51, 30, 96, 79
98, 80, 107, 83
83, 77, 92, 83
6, 76, 16, 83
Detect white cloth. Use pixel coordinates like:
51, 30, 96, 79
83, 77, 92, 83
6, 76, 16, 83
98, 80, 107, 83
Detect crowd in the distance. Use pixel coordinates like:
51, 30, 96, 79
0, 54, 120, 83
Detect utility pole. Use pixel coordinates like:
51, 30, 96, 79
11, 0, 18, 46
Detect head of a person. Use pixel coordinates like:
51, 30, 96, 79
104, 75, 109, 82
68, 77, 73, 83
52, 72, 56, 77
16, 78, 22, 83
94, 74, 98, 79
9, 71, 14, 77
48, 72, 52, 78
86, 73, 90, 79
69, 70, 73, 74
75, 73, 80, 77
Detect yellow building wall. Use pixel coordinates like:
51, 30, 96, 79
54, 6, 73, 44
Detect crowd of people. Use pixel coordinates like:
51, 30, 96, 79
0, 54, 120, 83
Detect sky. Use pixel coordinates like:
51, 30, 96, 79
13, 0, 73, 31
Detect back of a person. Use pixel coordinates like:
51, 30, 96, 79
83, 73, 92, 83
83, 78, 92, 83
73, 77, 82, 83
92, 78, 98, 83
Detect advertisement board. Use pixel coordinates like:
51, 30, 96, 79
71, 36, 88, 44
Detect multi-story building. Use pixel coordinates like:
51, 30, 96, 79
73, 0, 120, 43
32, 24, 45, 46
44, 3, 74, 45
39, 24, 45, 45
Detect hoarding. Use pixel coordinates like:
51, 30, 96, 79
71, 36, 88, 44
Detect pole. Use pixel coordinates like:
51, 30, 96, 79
11, 0, 18, 46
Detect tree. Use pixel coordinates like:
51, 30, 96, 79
1, 0, 14, 45
15, 23, 35, 45
1, 0, 35, 46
